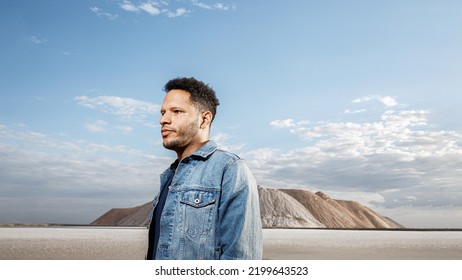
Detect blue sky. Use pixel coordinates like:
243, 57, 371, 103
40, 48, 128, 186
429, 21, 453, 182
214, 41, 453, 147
1, 0, 461, 228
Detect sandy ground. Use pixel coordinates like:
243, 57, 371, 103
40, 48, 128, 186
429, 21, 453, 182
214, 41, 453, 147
263, 228, 462, 259
0, 227, 461, 260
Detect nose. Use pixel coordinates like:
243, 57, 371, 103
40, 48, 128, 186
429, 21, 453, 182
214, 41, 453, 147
160, 112, 170, 126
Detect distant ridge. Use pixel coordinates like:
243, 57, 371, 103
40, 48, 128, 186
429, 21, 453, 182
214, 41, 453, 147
91, 185, 403, 229
91, 201, 152, 226
276, 188, 402, 228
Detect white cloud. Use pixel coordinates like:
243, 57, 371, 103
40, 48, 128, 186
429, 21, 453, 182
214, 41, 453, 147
75, 95, 159, 122
119, 0, 233, 17
192, 0, 212, 9
381, 110, 428, 128
120, 0, 140, 12
192, 0, 235, 10
140, 2, 161, 15
260, 102, 462, 215
166, 8, 190, 18
353, 95, 398, 107
270, 119, 296, 128
211, 131, 229, 143
213, 3, 235, 10
0, 125, 171, 223
344, 109, 366, 114
210, 129, 246, 154
29, 36, 47, 45
380, 96, 398, 107
120, 0, 162, 16
90, 6, 118, 20
0, 124, 143, 156
85, 120, 107, 133
244, 148, 278, 168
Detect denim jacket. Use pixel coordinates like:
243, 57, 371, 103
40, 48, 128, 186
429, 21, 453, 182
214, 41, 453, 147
147, 141, 262, 260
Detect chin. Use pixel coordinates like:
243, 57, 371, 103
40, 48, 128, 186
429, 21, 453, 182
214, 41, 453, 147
163, 140, 181, 151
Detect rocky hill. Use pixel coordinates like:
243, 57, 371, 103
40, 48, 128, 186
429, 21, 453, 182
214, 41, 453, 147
91, 185, 403, 229
91, 201, 152, 227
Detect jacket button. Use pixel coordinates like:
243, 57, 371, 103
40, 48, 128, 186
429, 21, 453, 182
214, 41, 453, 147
194, 198, 200, 204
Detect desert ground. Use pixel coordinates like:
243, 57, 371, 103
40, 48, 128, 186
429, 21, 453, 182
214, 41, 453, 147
0, 227, 461, 260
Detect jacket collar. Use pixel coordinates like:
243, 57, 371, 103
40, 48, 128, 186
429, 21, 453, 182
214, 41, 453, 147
168, 140, 218, 170
190, 140, 218, 159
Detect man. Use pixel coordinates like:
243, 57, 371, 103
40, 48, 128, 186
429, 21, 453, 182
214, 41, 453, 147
147, 77, 262, 260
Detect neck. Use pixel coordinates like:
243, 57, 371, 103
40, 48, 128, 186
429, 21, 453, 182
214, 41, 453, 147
176, 138, 209, 162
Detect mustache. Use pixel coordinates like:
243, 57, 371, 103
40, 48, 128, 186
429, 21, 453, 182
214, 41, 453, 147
161, 126, 176, 132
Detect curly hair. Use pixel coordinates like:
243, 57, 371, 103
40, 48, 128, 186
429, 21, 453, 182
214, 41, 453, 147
164, 77, 220, 122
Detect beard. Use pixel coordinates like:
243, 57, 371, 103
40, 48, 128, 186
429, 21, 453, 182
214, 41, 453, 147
162, 118, 200, 151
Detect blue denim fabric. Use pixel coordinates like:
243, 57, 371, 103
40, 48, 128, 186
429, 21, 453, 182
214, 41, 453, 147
147, 141, 262, 260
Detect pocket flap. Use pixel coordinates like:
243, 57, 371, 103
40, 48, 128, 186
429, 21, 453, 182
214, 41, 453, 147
180, 190, 216, 208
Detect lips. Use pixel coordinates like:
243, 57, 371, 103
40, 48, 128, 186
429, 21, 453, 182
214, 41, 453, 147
161, 127, 176, 137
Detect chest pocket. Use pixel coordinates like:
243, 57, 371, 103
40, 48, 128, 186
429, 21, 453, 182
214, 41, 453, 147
179, 190, 217, 238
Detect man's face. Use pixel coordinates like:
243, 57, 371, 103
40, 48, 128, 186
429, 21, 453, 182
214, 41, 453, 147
160, 89, 201, 152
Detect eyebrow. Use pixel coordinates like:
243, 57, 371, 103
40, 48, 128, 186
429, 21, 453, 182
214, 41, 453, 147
160, 106, 184, 113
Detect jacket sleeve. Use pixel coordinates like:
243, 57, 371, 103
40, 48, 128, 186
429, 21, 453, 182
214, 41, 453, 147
218, 158, 263, 260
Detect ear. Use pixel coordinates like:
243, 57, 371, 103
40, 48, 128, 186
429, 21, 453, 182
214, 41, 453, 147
200, 111, 213, 129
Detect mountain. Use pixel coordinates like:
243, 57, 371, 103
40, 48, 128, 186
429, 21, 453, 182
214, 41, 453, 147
278, 188, 402, 228
258, 187, 324, 228
91, 185, 403, 228
91, 201, 152, 227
